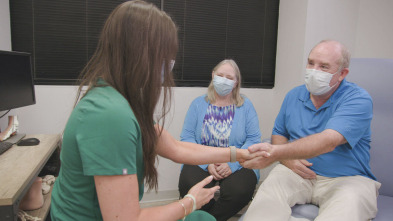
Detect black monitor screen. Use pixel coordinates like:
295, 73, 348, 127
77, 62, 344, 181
0, 50, 36, 111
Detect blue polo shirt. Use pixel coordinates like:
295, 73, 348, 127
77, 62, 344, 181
273, 79, 376, 180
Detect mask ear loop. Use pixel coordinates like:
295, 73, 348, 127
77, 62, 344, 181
330, 64, 345, 87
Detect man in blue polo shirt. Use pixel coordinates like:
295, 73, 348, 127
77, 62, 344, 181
242, 40, 381, 221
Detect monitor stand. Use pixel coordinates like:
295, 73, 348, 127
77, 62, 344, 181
6, 133, 26, 144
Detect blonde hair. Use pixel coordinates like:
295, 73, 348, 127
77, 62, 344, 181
206, 59, 244, 106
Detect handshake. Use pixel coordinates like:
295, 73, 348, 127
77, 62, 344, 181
237, 142, 277, 169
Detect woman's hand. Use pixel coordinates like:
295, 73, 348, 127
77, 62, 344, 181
215, 163, 232, 178
208, 164, 223, 180
187, 175, 220, 210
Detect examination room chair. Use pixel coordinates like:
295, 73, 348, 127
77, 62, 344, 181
240, 58, 393, 220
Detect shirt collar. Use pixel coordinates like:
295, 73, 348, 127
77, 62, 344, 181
299, 79, 348, 110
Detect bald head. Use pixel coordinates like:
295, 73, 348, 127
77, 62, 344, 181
310, 40, 351, 69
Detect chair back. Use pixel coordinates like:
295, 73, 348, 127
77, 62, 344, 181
347, 58, 393, 197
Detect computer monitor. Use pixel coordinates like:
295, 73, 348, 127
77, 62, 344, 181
0, 50, 36, 111
0, 50, 36, 143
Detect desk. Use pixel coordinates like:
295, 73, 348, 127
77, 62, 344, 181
0, 134, 61, 221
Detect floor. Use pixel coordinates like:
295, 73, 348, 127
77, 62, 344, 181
228, 215, 242, 221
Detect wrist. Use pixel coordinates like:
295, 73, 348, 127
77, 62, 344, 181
235, 148, 243, 162
177, 200, 187, 220
184, 194, 196, 212
230, 146, 236, 162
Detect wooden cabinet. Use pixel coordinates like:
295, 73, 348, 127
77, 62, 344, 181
0, 134, 61, 221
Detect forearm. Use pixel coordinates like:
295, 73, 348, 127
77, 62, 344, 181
174, 140, 230, 164
271, 135, 288, 145
271, 135, 290, 164
271, 129, 345, 161
96, 175, 192, 221
157, 126, 250, 164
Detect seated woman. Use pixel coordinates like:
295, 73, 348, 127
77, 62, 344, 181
178, 59, 261, 221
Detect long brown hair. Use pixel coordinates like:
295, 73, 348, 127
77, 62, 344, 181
75, 0, 178, 190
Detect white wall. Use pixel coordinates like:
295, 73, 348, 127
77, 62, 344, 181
0, 0, 11, 51
1, 0, 393, 198
354, 0, 393, 58
304, 0, 360, 63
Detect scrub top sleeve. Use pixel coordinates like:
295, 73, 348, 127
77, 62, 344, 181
77, 108, 141, 176
325, 92, 373, 148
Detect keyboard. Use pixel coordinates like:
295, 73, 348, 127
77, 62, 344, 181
0, 141, 13, 155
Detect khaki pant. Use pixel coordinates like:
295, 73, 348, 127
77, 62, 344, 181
244, 164, 381, 221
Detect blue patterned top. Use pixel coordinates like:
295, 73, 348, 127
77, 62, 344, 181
201, 104, 235, 147
181, 95, 261, 180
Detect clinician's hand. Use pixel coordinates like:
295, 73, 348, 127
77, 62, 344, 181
281, 159, 316, 179
187, 175, 220, 210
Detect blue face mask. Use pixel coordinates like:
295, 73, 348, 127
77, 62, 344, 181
213, 75, 236, 96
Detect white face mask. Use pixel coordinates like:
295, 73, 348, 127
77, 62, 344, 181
213, 75, 236, 96
305, 69, 340, 95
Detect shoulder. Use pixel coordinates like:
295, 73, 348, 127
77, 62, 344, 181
239, 96, 253, 108
88, 86, 132, 112
281, 85, 308, 103
190, 95, 209, 106
77, 86, 139, 130
288, 85, 307, 96
335, 80, 372, 102
236, 96, 258, 116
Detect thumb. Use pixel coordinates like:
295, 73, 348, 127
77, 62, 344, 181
248, 144, 260, 153
300, 159, 313, 167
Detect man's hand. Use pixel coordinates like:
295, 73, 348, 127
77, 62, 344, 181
240, 143, 274, 169
237, 145, 271, 163
281, 159, 316, 179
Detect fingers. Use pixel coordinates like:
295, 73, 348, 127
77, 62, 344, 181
248, 143, 265, 153
241, 156, 269, 169
209, 167, 223, 180
209, 185, 220, 193
195, 185, 220, 210
283, 159, 316, 179
216, 163, 232, 178
300, 159, 313, 167
249, 150, 271, 158
248, 143, 272, 156
196, 175, 214, 188
298, 164, 316, 179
